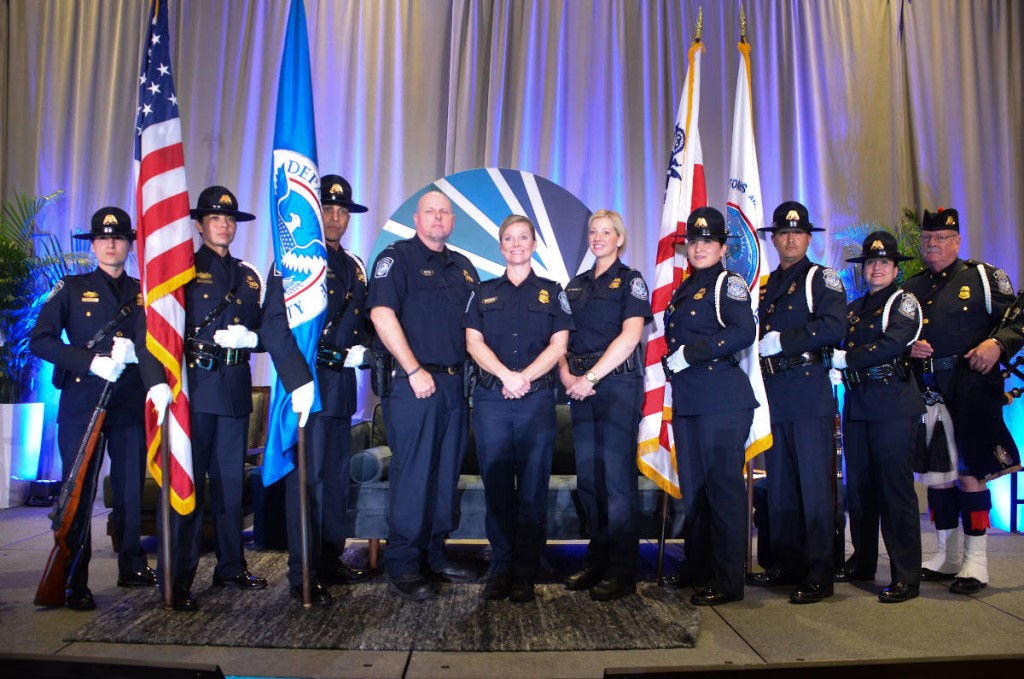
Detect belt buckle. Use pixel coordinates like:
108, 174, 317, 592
446, 365, 458, 375
195, 356, 215, 371
922, 357, 934, 374
761, 357, 775, 376
224, 348, 238, 364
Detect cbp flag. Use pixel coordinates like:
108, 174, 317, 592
263, 0, 329, 486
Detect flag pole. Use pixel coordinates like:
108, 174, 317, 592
298, 425, 311, 607
159, 417, 174, 608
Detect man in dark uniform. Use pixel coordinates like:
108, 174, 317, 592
368, 190, 480, 600
750, 201, 846, 603
831, 231, 924, 603
149, 186, 268, 611
260, 174, 372, 605
30, 207, 158, 610
903, 207, 1023, 594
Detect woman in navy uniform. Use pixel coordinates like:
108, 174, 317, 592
661, 207, 758, 606
30, 207, 158, 610
147, 186, 267, 611
830, 231, 924, 603
559, 209, 651, 601
466, 214, 572, 603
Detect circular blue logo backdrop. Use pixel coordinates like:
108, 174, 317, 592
725, 204, 761, 288
369, 168, 592, 283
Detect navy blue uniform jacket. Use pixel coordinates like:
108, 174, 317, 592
565, 258, 652, 354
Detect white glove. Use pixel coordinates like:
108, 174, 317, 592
831, 349, 848, 370
343, 345, 368, 368
759, 331, 782, 357
291, 381, 315, 428
213, 324, 258, 349
90, 355, 126, 382
665, 346, 690, 374
111, 336, 138, 364
828, 368, 843, 387
148, 383, 173, 426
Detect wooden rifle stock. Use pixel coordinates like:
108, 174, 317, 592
34, 382, 114, 606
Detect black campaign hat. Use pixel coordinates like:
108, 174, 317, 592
189, 185, 255, 222
320, 174, 368, 213
682, 207, 734, 242
921, 207, 959, 232
759, 200, 824, 233
846, 230, 914, 264
73, 206, 135, 240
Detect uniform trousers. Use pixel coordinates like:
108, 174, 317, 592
58, 422, 148, 587
382, 373, 468, 578
284, 411, 353, 586
844, 416, 922, 584
163, 412, 249, 590
473, 386, 557, 579
570, 373, 642, 577
764, 416, 835, 585
673, 409, 752, 598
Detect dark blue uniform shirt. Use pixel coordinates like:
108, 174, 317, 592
565, 258, 652, 354
30, 269, 150, 426
759, 256, 846, 421
842, 283, 925, 421
185, 245, 263, 417
665, 263, 758, 416
367, 236, 479, 366
465, 270, 572, 370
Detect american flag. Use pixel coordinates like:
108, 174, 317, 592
134, 0, 196, 514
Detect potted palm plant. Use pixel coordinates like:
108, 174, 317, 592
0, 190, 87, 506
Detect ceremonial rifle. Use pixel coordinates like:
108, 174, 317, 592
832, 386, 846, 570
34, 382, 113, 606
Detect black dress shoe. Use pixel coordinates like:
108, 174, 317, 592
319, 561, 372, 585
429, 562, 478, 583
565, 568, 604, 591
789, 582, 834, 604
949, 576, 987, 595
690, 587, 743, 606
590, 576, 636, 602
290, 579, 333, 606
213, 569, 268, 590
483, 572, 511, 600
66, 587, 96, 611
118, 566, 158, 588
509, 577, 535, 603
746, 568, 785, 587
834, 567, 875, 583
388, 573, 438, 601
172, 589, 198, 612
920, 567, 956, 582
662, 566, 711, 589
878, 581, 919, 603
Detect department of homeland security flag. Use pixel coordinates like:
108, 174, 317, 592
637, 36, 707, 499
134, 0, 196, 514
726, 36, 773, 462
263, 0, 329, 486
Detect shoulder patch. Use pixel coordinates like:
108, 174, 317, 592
374, 256, 395, 279
46, 279, 65, 302
346, 251, 367, 283
822, 267, 845, 293
993, 268, 1013, 296
558, 290, 572, 314
630, 277, 649, 301
726, 275, 750, 302
898, 292, 919, 319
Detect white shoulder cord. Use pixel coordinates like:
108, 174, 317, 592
976, 264, 992, 315
714, 270, 729, 328
238, 260, 266, 307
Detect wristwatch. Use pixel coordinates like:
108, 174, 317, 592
585, 371, 600, 386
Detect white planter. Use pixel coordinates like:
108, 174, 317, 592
0, 402, 44, 508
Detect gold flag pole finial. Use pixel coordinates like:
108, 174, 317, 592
695, 6, 704, 42
740, 5, 747, 43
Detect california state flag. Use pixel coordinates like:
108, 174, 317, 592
637, 38, 706, 498
726, 38, 773, 461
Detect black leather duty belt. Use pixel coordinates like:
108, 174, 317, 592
316, 343, 355, 370
843, 358, 910, 386
476, 369, 553, 394
185, 338, 251, 371
759, 351, 822, 376
912, 355, 959, 374
395, 363, 463, 377
567, 352, 639, 377
662, 353, 739, 379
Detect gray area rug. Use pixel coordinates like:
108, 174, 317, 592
67, 550, 699, 651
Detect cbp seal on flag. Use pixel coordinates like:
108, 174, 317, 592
725, 204, 760, 289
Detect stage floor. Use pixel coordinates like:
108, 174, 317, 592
1, 504, 1022, 678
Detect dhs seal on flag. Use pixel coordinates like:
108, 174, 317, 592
272, 148, 328, 327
